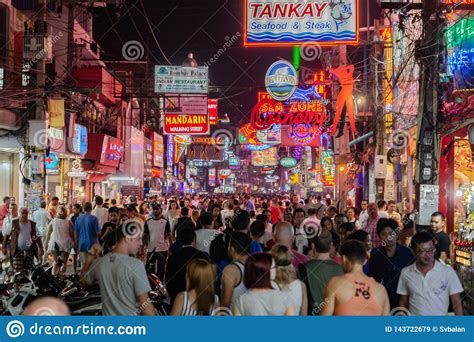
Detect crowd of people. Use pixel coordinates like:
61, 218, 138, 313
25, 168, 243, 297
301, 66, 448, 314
0, 193, 465, 316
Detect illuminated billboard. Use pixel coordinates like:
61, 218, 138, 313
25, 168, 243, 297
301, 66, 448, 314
251, 147, 279, 166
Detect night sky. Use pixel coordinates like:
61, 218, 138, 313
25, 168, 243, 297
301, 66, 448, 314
92, 0, 379, 124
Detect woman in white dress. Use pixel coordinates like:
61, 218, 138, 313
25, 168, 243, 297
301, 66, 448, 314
44, 206, 74, 276
271, 244, 308, 315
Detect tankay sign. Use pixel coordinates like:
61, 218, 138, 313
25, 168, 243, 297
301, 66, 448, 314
154, 65, 209, 94
164, 114, 210, 135
244, 0, 358, 46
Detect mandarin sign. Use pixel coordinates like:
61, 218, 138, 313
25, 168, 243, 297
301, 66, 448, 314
250, 99, 326, 131
164, 114, 210, 135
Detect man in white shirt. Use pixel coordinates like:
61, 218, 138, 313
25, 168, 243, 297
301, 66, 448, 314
377, 200, 389, 219
314, 196, 327, 220
397, 231, 464, 315
195, 212, 221, 254
144, 204, 171, 280
359, 199, 369, 229
92, 196, 109, 230
31, 201, 51, 248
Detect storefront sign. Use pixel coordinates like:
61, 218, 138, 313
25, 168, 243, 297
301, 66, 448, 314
250, 99, 326, 131
256, 124, 281, 145
100, 136, 123, 167
265, 61, 298, 101
164, 114, 210, 135
154, 65, 209, 94
165, 96, 208, 114
218, 169, 232, 179
67, 124, 87, 155
251, 147, 279, 166
209, 168, 216, 187
280, 156, 297, 168
43, 153, 59, 171
67, 158, 87, 178
192, 136, 224, 145
320, 134, 335, 186
208, 99, 218, 125
152, 133, 164, 168
144, 139, 153, 177
244, 0, 358, 46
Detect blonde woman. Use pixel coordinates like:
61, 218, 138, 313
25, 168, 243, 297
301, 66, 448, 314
170, 258, 219, 316
44, 206, 74, 275
271, 244, 308, 315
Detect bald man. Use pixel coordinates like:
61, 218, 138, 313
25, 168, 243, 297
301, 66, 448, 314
23, 297, 70, 316
274, 221, 309, 268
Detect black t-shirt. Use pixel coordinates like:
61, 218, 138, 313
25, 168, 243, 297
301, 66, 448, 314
432, 230, 451, 260
100, 221, 118, 253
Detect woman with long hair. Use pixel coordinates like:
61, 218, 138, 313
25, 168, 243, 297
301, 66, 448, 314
232, 253, 294, 316
170, 258, 219, 316
166, 200, 181, 234
44, 206, 73, 275
271, 244, 308, 315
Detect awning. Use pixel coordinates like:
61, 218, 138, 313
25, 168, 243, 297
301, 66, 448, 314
87, 173, 109, 183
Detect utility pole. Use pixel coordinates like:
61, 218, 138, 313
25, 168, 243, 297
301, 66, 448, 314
66, 1, 75, 85
414, 0, 444, 229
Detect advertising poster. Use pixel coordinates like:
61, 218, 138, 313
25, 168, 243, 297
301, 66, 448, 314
208, 99, 218, 125
152, 133, 164, 168
251, 147, 279, 166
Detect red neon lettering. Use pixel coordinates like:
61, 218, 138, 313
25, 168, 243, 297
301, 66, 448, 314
288, 3, 302, 17
301, 3, 314, 17
273, 3, 288, 17
250, 3, 263, 18
314, 3, 328, 17
260, 4, 272, 18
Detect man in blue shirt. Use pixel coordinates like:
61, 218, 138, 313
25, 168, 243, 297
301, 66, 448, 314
74, 202, 101, 267
369, 218, 415, 310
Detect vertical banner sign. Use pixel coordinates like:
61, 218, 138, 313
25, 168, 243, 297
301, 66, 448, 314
244, 0, 359, 46
208, 99, 218, 125
209, 168, 216, 187
381, 27, 394, 135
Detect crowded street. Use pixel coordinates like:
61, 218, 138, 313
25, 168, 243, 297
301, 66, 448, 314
0, 0, 473, 321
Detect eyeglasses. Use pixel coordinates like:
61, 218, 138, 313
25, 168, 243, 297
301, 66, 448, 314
416, 248, 435, 255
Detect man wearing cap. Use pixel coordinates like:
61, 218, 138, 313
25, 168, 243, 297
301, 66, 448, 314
144, 204, 171, 280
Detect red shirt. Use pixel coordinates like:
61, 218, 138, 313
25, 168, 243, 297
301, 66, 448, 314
270, 206, 280, 224
0, 204, 8, 227
291, 250, 309, 269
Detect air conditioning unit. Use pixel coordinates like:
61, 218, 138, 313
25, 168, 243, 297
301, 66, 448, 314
23, 34, 53, 62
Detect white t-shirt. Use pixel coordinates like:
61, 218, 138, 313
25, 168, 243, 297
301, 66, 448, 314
145, 217, 171, 253
195, 229, 221, 254
2, 216, 18, 236
92, 207, 109, 230
397, 261, 464, 315
31, 208, 51, 237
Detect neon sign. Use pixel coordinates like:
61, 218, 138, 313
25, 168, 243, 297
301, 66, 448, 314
320, 134, 335, 186
289, 124, 319, 144
381, 28, 394, 135
250, 99, 326, 131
